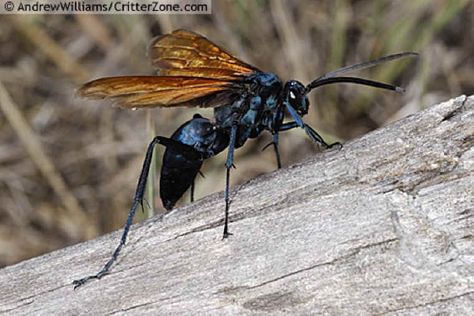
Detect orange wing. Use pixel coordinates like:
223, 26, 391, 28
77, 76, 239, 109
78, 30, 258, 109
148, 29, 259, 80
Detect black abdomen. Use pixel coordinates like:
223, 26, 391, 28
159, 114, 229, 210
160, 149, 202, 210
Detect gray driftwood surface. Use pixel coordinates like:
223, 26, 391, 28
0, 95, 473, 315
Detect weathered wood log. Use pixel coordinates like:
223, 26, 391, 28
0, 95, 472, 315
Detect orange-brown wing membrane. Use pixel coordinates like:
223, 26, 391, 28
77, 76, 238, 109
148, 29, 259, 80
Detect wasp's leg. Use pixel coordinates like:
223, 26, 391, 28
281, 103, 342, 149
189, 170, 206, 203
302, 123, 342, 149
262, 132, 283, 169
223, 123, 238, 239
271, 132, 282, 169
263, 120, 339, 170
73, 136, 201, 289
190, 180, 195, 203
267, 122, 301, 169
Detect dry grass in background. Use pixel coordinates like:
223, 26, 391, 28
0, 0, 473, 267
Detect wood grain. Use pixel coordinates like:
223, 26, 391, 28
0, 95, 472, 315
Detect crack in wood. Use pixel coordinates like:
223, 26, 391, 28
220, 238, 399, 294
381, 290, 474, 315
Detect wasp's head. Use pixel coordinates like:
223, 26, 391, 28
283, 80, 309, 115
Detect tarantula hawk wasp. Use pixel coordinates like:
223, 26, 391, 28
73, 30, 417, 288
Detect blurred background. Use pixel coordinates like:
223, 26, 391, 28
0, 0, 473, 267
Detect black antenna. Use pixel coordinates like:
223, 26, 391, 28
306, 77, 404, 93
306, 52, 418, 93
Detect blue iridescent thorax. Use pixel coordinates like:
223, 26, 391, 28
238, 72, 283, 125
213, 72, 283, 147
174, 117, 214, 148
250, 72, 282, 110
214, 72, 283, 128
173, 115, 228, 156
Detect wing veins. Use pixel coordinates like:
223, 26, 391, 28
154, 44, 243, 64
148, 30, 260, 79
